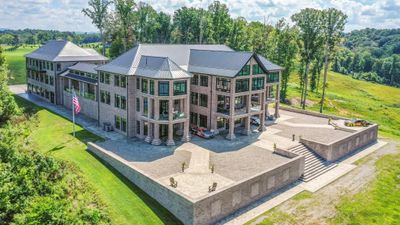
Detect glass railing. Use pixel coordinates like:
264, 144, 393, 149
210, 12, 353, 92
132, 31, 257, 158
173, 111, 185, 120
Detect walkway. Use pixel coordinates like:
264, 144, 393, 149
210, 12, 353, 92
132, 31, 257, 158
9, 84, 124, 141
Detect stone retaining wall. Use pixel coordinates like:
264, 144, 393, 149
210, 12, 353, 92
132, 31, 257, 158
300, 124, 378, 161
87, 143, 304, 225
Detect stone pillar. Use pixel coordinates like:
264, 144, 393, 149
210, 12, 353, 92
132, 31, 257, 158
148, 98, 152, 118
139, 120, 144, 139
226, 118, 236, 140
247, 94, 251, 113
154, 99, 159, 120
166, 123, 175, 146
145, 122, 153, 143
181, 121, 190, 142
275, 84, 280, 118
259, 93, 266, 131
151, 123, 161, 145
243, 117, 251, 135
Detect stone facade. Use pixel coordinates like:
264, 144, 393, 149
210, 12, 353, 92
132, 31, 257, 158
300, 124, 379, 161
190, 57, 281, 140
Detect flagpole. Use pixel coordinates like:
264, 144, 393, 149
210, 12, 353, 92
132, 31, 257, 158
72, 89, 75, 137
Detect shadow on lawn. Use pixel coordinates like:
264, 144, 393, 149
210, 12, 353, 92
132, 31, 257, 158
86, 150, 183, 225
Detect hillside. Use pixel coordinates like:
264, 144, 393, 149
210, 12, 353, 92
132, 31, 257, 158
285, 70, 400, 139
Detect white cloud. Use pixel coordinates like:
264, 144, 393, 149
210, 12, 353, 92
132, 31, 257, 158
0, 0, 399, 32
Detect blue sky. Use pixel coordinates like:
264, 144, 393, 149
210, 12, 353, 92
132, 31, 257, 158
0, 0, 399, 32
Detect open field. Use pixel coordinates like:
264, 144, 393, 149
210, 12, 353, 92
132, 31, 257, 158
2, 45, 38, 84
13, 95, 180, 225
285, 71, 400, 139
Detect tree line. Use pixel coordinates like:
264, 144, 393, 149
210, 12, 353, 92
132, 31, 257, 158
0, 29, 101, 45
332, 28, 400, 87
83, 0, 347, 112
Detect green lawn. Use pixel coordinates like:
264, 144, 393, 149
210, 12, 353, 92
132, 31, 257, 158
285, 71, 400, 139
14, 96, 180, 225
2, 45, 38, 85
248, 71, 400, 224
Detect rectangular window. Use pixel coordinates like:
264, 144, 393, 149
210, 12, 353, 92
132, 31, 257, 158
114, 94, 126, 110
136, 120, 140, 134
120, 76, 126, 88
50, 63, 53, 71
267, 72, 279, 83
104, 73, 110, 84
143, 97, 148, 116
136, 77, 140, 89
149, 80, 154, 95
114, 75, 120, 87
200, 75, 208, 87
57, 63, 61, 71
238, 65, 250, 76
190, 112, 198, 125
191, 74, 199, 85
199, 94, 208, 107
158, 81, 169, 96
100, 72, 104, 83
252, 64, 264, 74
190, 92, 198, 105
136, 98, 140, 112
217, 95, 230, 114
142, 78, 148, 93
252, 77, 265, 90
100, 90, 110, 104
121, 117, 127, 132
235, 79, 249, 93
173, 81, 187, 95
159, 100, 169, 120
199, 114, 207, 128
216, 77, 231, 92
115, 115, 121, 130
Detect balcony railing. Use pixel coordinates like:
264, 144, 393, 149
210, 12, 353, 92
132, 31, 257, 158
173, 111, 186, 120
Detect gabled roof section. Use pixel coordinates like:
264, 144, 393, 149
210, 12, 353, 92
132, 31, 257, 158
188, 49, 254, 77
25, 40, 108, 62
96, 44, 232, 75
134, 56, 192, 79
68, 62, 98, 74
256, 54, 283, 72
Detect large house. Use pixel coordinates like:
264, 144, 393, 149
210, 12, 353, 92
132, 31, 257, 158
26, 41, 282, 145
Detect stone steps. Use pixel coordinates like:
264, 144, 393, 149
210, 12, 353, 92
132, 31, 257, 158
289, 144, 337, 182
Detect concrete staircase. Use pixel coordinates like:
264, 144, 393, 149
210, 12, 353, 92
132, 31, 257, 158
289, 144, 337, 182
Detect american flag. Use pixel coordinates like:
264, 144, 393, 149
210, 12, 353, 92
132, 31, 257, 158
72, 92, 81, 114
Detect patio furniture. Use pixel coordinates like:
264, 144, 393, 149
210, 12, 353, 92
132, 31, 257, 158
170, 177, 178, 188
208, 182, 217, 192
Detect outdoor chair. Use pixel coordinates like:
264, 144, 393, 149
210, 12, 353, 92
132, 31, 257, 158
170, 177, 178, 188
208, 182, 217, 192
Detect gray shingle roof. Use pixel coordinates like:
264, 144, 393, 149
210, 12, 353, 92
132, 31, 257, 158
135, 56, 191, 79
25, 40, 108, 62
68, 62, 98, 74
96, 44, 282, 78
188, 49, 253, 77
257, 54, 282, 71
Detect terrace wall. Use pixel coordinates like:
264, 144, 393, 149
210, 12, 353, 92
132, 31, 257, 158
87, 143, 304, 225
300, 124, 378, 161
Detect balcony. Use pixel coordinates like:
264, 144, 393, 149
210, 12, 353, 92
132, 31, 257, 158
173, 111, 186, 120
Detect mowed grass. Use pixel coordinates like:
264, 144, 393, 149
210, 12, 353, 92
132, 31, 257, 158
285, 71, 400, 139
14, 96, 180, 225
2, 45, 38, 85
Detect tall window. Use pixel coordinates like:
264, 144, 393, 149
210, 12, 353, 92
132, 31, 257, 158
149, 80, 154, 95
238, 65, 250, 76
159, 100, 169, 120
136, 77, 140, 89
252, 77, 265, 90
199, 94, 208, 107
136, 98, 140, 112
252, 64, 264, 74
143, 97, 148, 116
115, 116, 127, 132
200, 75, 208, 87
191, 74, 199, 85
114, 75, 126, 88
190, 112, 198, 125
190, 92, 198, 105
100, 90, 110, 105
235, 79, 249, 93
158, 81, 169, 96
114, 94, 126, 110
100, 72, 110, 84
173, 81, 187, 95
141, 79, 148, 93
114, 75, 120, 87
56, 63, 61, 71
267, 72, 279, 83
